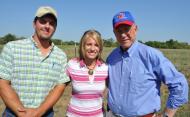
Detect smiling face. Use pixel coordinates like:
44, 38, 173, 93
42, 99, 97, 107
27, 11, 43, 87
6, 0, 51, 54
84, 37, 100, 61
79, 30, 103, 62
33, 14, 57, 40
114, 24, 137, 51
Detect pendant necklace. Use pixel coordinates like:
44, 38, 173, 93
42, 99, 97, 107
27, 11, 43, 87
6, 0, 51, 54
88, 69, 94, 75
86, 63, 96, 84
86, 62, 96, 75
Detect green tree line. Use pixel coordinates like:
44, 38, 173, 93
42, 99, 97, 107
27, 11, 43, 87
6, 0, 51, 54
0, 33, 190, 49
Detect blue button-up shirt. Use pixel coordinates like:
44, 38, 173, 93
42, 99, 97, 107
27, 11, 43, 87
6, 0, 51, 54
106, 41, 188, 116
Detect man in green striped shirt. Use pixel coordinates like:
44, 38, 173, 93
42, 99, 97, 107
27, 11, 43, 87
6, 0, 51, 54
0, 6, 70, 117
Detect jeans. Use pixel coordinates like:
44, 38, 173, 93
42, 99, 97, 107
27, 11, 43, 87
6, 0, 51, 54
2, 107, 54, 117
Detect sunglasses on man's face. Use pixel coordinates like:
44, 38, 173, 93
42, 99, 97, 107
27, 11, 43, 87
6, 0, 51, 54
38, 18, 56, 27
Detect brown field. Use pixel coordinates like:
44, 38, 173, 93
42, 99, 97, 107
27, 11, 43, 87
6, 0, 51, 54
0, 45, 190, 116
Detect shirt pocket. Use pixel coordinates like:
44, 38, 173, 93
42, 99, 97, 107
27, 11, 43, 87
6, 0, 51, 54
52, 62, 62, 70
47, 62, 62, 82
129, 72, 155, 94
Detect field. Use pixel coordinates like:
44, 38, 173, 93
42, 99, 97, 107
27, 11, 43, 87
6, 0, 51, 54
0, 45, 190, 116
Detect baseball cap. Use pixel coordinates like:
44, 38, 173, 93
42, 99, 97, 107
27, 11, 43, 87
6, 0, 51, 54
35, 6, 57, 20
113, 11, 135, 28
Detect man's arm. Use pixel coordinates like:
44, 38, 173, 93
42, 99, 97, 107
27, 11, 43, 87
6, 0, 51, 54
34, 84, 67, 116
163, 108, 177, 117
156, 108, 177, 117
152, 50, 189, 117
0, 79, 25, 116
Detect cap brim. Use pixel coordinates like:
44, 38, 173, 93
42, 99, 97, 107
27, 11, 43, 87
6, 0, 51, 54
37, 12, 56, 18
114, 21, 134, 28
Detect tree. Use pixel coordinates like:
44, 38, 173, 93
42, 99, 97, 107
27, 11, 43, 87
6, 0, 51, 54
166, 39, 178, 49
51, 39, 63, 45
0, 33, 17, 44
103, 38, 115, 47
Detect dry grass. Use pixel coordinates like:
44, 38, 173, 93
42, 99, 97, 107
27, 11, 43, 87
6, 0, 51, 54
0, 45, 190, 116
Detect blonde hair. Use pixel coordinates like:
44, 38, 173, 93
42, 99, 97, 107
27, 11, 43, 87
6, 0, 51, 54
79, 29, 104, 61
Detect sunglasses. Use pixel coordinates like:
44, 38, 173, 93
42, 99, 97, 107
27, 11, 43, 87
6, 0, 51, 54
38, 18, 56, 27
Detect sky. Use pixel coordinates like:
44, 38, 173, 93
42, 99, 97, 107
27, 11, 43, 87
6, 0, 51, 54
0, 0, 190, 43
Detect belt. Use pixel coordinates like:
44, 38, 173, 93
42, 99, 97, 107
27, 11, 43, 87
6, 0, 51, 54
114, 114, 125, 117
141, 113, 155, 117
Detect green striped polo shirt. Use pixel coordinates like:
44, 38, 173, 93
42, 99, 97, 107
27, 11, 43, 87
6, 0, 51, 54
0, 37, 70, 108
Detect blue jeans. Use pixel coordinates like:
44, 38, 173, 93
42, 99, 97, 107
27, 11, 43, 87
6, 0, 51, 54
2, 107, 54, 117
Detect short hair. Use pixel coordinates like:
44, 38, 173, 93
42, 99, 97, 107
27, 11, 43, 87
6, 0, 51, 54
79, 29, 104, 62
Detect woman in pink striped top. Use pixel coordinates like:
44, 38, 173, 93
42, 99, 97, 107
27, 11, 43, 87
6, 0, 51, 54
66, 30, 108, 117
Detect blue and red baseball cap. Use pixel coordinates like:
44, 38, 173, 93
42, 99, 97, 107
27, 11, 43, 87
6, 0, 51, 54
112, 11, 135, 28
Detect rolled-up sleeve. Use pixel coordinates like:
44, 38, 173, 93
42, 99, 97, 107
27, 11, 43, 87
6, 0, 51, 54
57, 54, 70, 84
166, 76, 188, 109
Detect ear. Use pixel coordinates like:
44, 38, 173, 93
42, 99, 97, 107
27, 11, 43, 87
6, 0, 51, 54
33, 21, 35, 29
134, 24, 138, 31
113, 28, 116, 35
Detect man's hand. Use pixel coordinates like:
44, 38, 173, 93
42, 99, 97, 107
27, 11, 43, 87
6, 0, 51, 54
17, 107, 41, 117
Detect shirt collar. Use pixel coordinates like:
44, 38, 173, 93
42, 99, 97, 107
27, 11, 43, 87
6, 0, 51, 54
119, 40, 138, 57
79, 59, 103, 68
30, 36, 54, 50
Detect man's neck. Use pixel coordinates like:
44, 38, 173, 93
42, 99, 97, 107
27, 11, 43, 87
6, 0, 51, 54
32, 35, 52, 56
32, 35, 51, 49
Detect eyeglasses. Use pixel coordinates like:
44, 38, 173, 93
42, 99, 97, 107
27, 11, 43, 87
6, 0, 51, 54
115, 24, 132, 34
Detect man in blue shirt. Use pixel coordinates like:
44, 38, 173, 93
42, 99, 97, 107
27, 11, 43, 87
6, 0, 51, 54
106, 11, 188, 117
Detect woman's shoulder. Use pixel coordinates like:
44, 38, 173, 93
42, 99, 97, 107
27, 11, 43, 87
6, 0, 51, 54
69, 57, 80, 62
68, 57, 80, 66
97, 60, 108, 71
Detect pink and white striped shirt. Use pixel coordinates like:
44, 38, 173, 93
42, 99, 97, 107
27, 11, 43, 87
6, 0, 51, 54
66, 58, 108, 117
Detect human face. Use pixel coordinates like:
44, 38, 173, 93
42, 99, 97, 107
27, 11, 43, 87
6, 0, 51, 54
84, 38, 100, 61
114, 24, 137, 50
33, 15, 57, 40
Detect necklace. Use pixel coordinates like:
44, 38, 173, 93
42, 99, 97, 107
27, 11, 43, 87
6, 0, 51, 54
86, 62, 96, 75
86, 62, 96, 84
88, 69, 94, 75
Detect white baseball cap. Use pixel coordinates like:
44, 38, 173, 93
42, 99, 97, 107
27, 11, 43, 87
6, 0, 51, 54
35, 6, 57, 20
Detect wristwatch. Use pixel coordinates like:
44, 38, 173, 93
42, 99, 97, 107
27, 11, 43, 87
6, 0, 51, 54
162, 112, 169, 117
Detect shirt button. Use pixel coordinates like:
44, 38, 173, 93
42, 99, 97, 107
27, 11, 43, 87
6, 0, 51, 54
118, 106, 121, 109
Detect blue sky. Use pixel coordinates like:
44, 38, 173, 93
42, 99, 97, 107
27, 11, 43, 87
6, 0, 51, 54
0, 0, 190, 43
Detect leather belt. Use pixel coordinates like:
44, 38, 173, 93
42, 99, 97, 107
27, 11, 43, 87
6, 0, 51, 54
141, 113, 155, 117
114, 114, 125, 117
